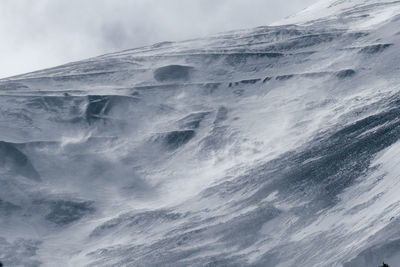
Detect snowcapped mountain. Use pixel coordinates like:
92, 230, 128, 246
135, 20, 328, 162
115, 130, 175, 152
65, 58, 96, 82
1, 0, 400, 266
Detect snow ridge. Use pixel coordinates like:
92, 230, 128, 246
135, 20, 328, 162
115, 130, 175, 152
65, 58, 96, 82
1, 0, 400, 266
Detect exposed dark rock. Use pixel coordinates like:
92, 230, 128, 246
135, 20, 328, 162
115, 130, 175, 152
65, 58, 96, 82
263, 77, 273, 83
359, 44, 392, 54
159, 130, 196, 150
343, 238, 399, 267
224, 52, 283, 65
85, 95, 138, 123
265, 32, 340, 51
240, 79, 261, 84
203, 99, 400, 210
0, 141, 40, 181
336, 69, 356, 78
43, 199, 95, 226
86, 95, 111, 123
276, 74, 295, 80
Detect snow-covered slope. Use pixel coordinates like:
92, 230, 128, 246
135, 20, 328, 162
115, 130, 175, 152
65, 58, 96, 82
1, 0, 400, 266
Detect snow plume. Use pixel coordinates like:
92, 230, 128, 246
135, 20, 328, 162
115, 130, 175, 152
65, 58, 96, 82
0, 0, 316, 78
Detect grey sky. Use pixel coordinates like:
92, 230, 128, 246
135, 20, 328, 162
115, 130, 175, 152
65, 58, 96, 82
0, 0, 317, 78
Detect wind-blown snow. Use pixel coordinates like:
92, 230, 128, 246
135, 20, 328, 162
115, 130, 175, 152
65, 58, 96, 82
1, 0, 400, 266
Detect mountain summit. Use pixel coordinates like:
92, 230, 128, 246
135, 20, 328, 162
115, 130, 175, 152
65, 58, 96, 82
1, 0, 400, 266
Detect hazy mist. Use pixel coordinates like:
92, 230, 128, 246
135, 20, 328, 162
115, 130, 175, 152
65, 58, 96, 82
0, 0, 317, 78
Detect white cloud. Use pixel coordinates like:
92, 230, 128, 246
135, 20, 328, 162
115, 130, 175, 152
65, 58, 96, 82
0, 0, 317, 78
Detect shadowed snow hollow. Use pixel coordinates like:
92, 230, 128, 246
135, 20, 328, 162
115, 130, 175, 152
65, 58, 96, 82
1, 0, 400, 266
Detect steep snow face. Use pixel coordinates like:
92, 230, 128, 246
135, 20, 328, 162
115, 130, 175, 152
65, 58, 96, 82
1, 0, 400, 266
276, 0, 400, 28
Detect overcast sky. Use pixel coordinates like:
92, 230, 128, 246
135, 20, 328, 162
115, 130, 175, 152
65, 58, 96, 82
0, 0, 317, 78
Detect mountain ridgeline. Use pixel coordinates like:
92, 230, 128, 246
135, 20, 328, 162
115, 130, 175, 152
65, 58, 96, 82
1, 0, 400, 266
